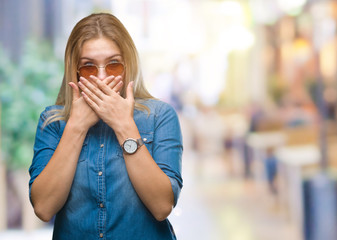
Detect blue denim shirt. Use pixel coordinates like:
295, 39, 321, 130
29, 99, 183, 240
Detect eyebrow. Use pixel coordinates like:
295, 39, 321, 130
79, 54, 123, 61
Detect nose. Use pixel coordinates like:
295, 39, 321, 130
97, 66, 107, 80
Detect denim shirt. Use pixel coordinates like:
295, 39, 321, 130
29, 99, 183, 240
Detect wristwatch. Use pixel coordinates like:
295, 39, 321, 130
122, 138, 144, 154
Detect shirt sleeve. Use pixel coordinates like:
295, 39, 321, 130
153, 103, 183, 207
28, 107, 62, 204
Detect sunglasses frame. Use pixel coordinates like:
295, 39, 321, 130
77, 62, 125, 79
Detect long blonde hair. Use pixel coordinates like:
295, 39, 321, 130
45, 13, 153, 125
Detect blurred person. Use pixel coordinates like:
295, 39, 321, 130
323, 87, 337, 121
28, 13, 183, 240
241, 103, 264, 179
264, 147, 278, 195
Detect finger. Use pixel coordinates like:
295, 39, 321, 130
92, 75, 115, 88
91, 76, 113, 96
81, 91, 99, 112
126, 81, 134, 102
79, 77, 105, 100
68, 82, 80, 101
78, 80, 103, 104
112, 80, 123, 93
102, 75, 115, 87
108, 76, 122, 89
83, 75, 98, 87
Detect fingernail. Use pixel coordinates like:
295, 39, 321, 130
91, 75, 99, 82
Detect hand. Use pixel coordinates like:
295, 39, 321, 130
68, 76, 124, 130
78, 76, 135, 132
68, 82, 99, 130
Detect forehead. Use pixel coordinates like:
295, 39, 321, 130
80, 37, 121, 59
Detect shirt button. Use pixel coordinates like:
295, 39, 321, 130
100, 203, 104, 208
100, 144, 104, 148
100, 233, 103, 238
98, 171, 103, 176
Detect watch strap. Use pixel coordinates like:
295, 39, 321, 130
136, 137, 144, 148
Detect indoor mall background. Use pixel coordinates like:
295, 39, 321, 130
1, 0, 337, 239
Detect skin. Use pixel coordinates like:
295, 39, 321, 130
31, 37, 174, 222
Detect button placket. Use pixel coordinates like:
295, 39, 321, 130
97, 125, 107, 240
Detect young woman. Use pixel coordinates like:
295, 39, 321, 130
29, 13, 183, 240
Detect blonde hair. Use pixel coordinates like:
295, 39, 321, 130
45, 13, 153, 126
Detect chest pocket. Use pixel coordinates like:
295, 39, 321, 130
140, 132, 154, 155
78, 135, 90, 162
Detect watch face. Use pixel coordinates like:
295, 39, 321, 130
124, 139, 138, 154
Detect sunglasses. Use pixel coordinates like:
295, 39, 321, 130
77, 62, 125, 80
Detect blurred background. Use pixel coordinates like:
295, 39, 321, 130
1, 0, 337, 239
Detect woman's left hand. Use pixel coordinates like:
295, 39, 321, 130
78, 76, 135, 132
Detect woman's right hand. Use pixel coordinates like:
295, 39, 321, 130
68, 76, 122, 130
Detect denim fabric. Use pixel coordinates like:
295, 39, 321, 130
29, 99, 183, 240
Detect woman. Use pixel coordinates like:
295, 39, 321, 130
29, 13, 183, 240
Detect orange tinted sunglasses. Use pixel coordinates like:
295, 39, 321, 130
77, 62, 125, 80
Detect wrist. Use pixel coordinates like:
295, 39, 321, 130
66, 118, 89, 136
114, 119, 140, 145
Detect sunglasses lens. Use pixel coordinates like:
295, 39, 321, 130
78, 66, 97, 79
106, 63, 124, 77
